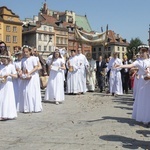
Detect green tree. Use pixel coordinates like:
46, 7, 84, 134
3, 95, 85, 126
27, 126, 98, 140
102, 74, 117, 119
126, 38, 143, 60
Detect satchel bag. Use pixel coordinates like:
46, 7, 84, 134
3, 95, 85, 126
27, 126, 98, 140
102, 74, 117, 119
40, 76, 49, 89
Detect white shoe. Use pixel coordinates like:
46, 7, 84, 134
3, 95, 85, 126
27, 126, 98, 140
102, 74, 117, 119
55, 101, 59, 105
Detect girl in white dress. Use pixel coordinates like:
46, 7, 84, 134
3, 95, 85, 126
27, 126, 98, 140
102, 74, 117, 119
13, 51, 23, 111
0, 55, 17, 121
116, 45, 150, 126
19, 46, 42, 113
45, 49, 66, 105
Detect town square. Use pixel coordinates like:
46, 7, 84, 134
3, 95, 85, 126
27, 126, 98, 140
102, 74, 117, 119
0, 0, 150, 150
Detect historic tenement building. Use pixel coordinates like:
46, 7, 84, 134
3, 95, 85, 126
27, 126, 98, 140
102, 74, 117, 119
92, 30, 129, 60
0, 6, 22, 54
39, 2, 92, 55
22, 16, 55, 58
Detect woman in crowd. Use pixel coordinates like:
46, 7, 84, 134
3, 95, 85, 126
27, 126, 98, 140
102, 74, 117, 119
13, 50, 23, 111
44, 49, 66, 105
0, 41, 11, 57
116, 45, 150, 126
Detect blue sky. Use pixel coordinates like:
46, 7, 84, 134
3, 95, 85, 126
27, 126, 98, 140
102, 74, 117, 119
1, 0, 150, 44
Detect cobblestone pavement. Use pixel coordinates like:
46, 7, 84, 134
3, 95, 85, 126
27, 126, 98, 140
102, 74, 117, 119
0, 90, 150, 150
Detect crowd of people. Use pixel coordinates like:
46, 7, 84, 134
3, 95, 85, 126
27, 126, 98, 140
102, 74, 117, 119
0, 41, 150, 127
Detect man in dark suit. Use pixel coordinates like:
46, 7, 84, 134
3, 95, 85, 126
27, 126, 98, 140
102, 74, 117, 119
96, 55, 107, 92
121, 55, 130, 94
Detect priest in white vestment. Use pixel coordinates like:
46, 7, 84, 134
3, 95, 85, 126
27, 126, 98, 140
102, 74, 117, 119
107, 52, 123, 96
77, 48, 89, 94
66, 50, 79, 94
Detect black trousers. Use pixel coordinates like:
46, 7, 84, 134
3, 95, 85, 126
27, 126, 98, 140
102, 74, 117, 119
122, 72, 129, 93
97, 75, 105, 91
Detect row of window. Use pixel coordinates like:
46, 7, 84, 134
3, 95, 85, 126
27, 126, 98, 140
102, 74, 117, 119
42, 26, 67, 35
6, 26, 17, 32
38, 34, 68, 45
43, 26, 53, 32
6, 35, 17, 43
118, 47, 125, 51
93, 47, 126, 52
38, 45, 52, 51
56, 37, 67, 44
69, 42, 76, 46
38, 34, 52, 41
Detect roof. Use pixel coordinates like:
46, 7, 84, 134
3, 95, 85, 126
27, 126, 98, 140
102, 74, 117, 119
40, 14, 70, 31
75, 15, 92, 32
40, 2, 92, 32
41, 14, 59, 27
0, 6, 19, 18
107, 30, 129, 46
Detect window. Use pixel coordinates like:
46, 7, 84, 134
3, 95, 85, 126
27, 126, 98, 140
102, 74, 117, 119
7, 46, 10, 51
49, 46, 52, 52
118, 47, 120, 51
93, 48, 96, 52
73, 42, 76, 46
44, 26, 47, 31
6, 35, 11, 42
6, 26, 10, 32
49, 27, 52, 32
7, 17, 13, 21
56, 37, 59, 44
108, 52, 111, 56
38, 45, 41, 51
99, 48, 101, 51
13, 36, 17, 43
122, 47, 124, 51
69, 42, 73, 46
68, 17, 73, 23
38, 34, 42, 40
108, 47, 111, 51
64, 38, 67, 44
61, 37, 63, 44
44, 35, 47, 41
92, 53, 96, 60
13, 26, 17, 32
44, 46, 47, 51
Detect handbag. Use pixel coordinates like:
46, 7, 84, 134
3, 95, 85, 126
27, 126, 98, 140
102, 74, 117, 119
40, 76, 49, 89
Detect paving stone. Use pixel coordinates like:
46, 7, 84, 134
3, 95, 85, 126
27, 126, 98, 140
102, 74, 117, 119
0, 91, 150, 150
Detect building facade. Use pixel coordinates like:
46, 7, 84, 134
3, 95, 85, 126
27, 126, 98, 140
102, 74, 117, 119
92, 30, 129, 60
40, 2, 92, 54
0, 6, 22, 54
22, 21, 55, 58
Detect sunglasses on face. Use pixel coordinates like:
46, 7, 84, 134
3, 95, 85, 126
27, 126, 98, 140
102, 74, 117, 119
0, 46, 5, 48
